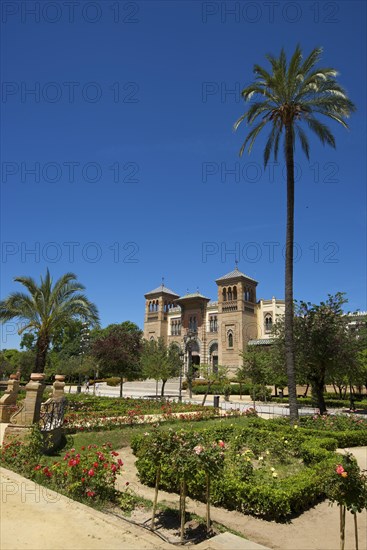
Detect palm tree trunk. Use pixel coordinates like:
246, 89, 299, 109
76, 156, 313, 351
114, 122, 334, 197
284, 124, 299, 421
35, 334, 49, 373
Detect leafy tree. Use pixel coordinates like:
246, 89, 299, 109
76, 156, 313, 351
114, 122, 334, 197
357, 350, 367, 393
273, 293, 359, 413
20, 332, 36, 351
239, 348, 272, 402
91, 322, 143, 397
235, 46, 355, 420
0, 349, 35, 381
199, 364, 228, 405
140, 338, 180, 397
0, 270, 99, 373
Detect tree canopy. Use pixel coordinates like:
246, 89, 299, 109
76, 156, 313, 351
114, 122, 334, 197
0, 269, 99, 373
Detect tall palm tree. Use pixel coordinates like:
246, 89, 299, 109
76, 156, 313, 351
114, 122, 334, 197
234, 46, 355, 420
0, 269, 100, 373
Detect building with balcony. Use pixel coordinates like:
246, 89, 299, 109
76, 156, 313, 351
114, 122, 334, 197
143, 266, 285, 376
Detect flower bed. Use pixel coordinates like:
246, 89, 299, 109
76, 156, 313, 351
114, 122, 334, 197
66, 395, 210, 416
0, 428, 124, 504
131, 417, 367, 521
63, 409, 221, 433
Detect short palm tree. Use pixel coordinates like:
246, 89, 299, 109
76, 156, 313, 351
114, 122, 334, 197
234, 46, 355, 420
0, 269, 100, 373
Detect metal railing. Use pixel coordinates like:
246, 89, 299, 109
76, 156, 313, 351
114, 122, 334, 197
39, 398, 67, 431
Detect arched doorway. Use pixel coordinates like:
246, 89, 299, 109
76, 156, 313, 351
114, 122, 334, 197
190, 340, 200, 378
208, 342, 218, 374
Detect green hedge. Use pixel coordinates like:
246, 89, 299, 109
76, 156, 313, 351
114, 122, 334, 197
271, 396, 367, 410
132, 423, 345, 520
190, 383, 272, 400
211, 457, 336, 519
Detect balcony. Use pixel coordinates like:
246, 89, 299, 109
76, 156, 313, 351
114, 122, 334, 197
222, 300, 238, 312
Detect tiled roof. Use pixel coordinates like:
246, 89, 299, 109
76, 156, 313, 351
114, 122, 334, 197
216, 267, 258, 283
248, 338, 275, 346
145, 285, 179, 297
176, 292, 210, 301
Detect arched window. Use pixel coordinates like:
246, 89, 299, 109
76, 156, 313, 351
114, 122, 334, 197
223, 288, 227, 302
228, 287, 232, 301
264, 314, 272, 333
233, 286, 237, 300
227, 331, 233, 348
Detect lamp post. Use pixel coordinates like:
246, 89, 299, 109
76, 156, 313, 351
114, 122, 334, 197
178, 350, 184, 403
184, 330, 196, 399
77, 323, 90, 394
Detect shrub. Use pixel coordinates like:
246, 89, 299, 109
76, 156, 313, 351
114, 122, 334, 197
1, 435, 124, 504
104, 377, 121, 387
190, 383, 271, 400
132, 422, 342, 520
34, 443, 123, 502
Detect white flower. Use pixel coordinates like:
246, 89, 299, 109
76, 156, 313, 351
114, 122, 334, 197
272, 472, 278, 478
194, 445, 204, 455
258, 456, 264, 461
271, 467, 275, 472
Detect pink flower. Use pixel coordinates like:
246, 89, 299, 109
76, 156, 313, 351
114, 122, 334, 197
86, 490, 96, 498
194, 445, 204, 455
88, 469, 95, 477
218, 440, 225, 448
336, 465, 345, 475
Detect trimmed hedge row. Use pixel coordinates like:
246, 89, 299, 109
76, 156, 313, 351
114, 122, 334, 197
211, 457, 337, 519
132, 422, 348, 520
190, 383, 272, 400
272, 396, 367, 410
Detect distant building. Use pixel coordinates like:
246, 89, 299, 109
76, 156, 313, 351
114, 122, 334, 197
143, 266, 285, 376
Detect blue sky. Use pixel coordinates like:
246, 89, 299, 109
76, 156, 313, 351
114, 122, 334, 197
1, 0, 366, 349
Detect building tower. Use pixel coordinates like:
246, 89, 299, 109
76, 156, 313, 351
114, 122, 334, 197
215, 266, 258, 375
144, 283, 179, 342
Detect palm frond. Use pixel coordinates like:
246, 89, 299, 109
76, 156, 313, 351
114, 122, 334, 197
264, 122, 282, 166
238, 120, 268, 157
235, 45, 355, 166
305, 116, 336, 147
295, 124, 310, 159
300, 47, 323, 75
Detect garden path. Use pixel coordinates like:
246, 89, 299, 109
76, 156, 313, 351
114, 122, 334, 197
115, 445, 367, 550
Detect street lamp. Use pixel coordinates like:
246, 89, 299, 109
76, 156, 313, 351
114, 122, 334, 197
183, 330, 196, 399
178, 350, 184, 403
77, 323, 90, 393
